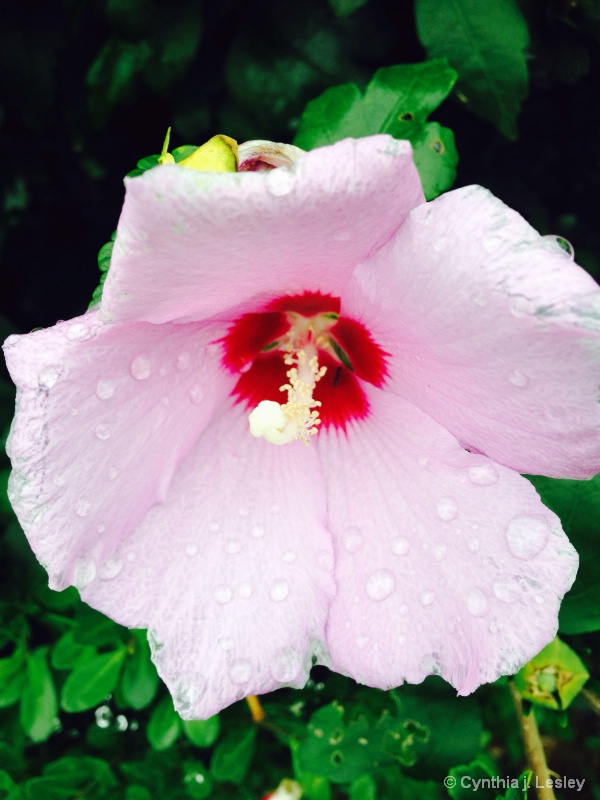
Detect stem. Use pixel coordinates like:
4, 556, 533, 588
246, 694, 266, 723
581, 687, 600, 718
510, 682, 555, 800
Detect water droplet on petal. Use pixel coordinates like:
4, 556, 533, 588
366, 569, 396, 601
98, 555, 123, 580
432, 236, 448, 252
482, 236, 503, 253
250, 525, 265, 539
97, 523, 106, 533
267, 169, 295, 196
541, 234, 575, 260
218, 637, 234, 651
126, 551, 136, 562
208, 521, 220, 532
74, 499, 92, 517
282, 550, 296, 563
467, 588, 489, 617
505, 515, 550, 560
270, 579, 289, 602
468, 463, 499, 486
420, 591, 436, 606
238, 507, 249, 517
39, 366, 60, 389
229, 659, 252, 684
213, 585, 232, 604
508, 369, 529, 387
96, 380, 115, 400
185, 543, 198, 558
189, 385, 204, 404
489, 619, 499, 634
391, 537, 410, 556
398, 604, 409, 615
356, 636, 370, 649
225, 540, 241, 555
95, 424, 111, 441
473, 291, 487, 307
66, 322, 93, 342
238, 582, 252, 598
437, 497, 458, 521
535, 594, 545, 604
53, 474, 66, 487
108, 466, 118, 480
130, 355, 152, 380
433, 544, 447, 561
74, 557, 96, 588
467, 537, 480, 553
204, 342, 220, 358
271, 647, 301, 682
398, 634, 407, 644
493, 575, 523, 603
343, 528, 363, 553
176, 352, 191, 370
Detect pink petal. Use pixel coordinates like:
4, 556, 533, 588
101, 136, 424, 324
4, 311, 231, 589
319, 387, 577, 695
83, 406, 335, 719
342, 185, 600, 477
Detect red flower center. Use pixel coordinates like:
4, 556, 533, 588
221, 291, 387, 434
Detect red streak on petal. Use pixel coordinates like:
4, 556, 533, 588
222, 312, 289, 372
332, 317, 388, 387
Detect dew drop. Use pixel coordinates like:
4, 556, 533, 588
213, 585, 232, 604
66, 322, 93, 342
130, 355, 152, 380
229, 659, 252, 684
74, 499, 92, 517
95, 423, 111, 441
204, 342, 220, 358
473, 291, 487, 307
508, 369, 529, 387
398, 604, 409, 615
398, 634, 407, 644
208, 521, 220, 533
97, 523, 106, 533
366, 569, 396, 601
437, 497, 458, 521
271, 648, 301, 682
343, 528, 363, 553
250, 525, 265, 539
53, 474, 66, 487
270, 579, 289, 602
391, 537, 410, 556
108, 466, 118, 480
467, 537, 480, 553
238, 582, 253, 598
225, 540, 241, 555
185, 543, 199, 558
238, 507, 249, 517
126, 551, 136, 562
432, 236, 448, 252
468, 463, 499, 486
98, 555, 123, 580
420, 591, 436, 606
535, 594, 545, 604
74, 557, 96, 588
482, 236, 503, 253
356, 636, 370, 650
467, 588, 489, 617
433, 544, 447, 561
189, 385, 204, 404
282, 550, 296, 563
541, 234, 575, 260
333, 229, 352, 242
96, 380, 115, 400
266, 169, 295, 196
218, 637, 234, 651
493, 575, 523, 604
489, 619, 499, 634
505, 515, 550, 560
418, 455, 430, 468
176, 352, 191, 370
39, 366, 60, 389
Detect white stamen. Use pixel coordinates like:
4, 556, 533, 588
249, 348, 326, 445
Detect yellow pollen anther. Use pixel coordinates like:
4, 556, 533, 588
248, 349, 326, 445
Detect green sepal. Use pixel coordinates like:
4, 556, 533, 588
513, 637, 589, 710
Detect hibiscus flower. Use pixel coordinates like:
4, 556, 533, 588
4, 135, 600, 719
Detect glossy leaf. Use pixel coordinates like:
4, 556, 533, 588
61, 648, 126, 713
210, 727, 257, 785
120, 630, 159, 710
415, 0, 529, 139
147, 694, 181, 751
19, 647, 57, 743
181, 714, 221, 748
25, 757, 118, 800
294, 61, 458, 199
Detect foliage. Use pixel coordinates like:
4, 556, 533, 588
1, 0, 600, 798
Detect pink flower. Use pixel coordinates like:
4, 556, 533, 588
4, 135, 600, 719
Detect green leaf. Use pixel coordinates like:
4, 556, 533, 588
415, 0, 529, 139
294, 61, 458, 199
72, 604, 127, 647
25, 757, 118, 800
528, 474, 600, 633
210, 727, 257, 784
51, 630, 96, 671
0, 768, 22, 800
120, 630, 159, 710
147, 695, 181, 751
0, 637, 26, 709
349, 774, 377, 800
447, 760, 499, 800
327, 0, 369, 17
19, 647, 57, 743
86, 38, 151, 126
61, 648, 126, 713
182, 715, 221, 748
290, 738, 332, 800
183, 762, 213, 799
